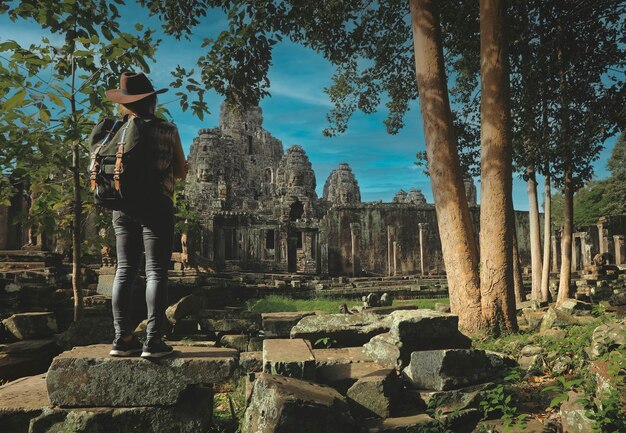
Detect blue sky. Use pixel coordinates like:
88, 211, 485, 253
0, 3, 618, 211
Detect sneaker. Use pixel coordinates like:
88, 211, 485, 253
109, 335, 143, 357
141, 338, 174, 358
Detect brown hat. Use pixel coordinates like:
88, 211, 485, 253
105, 72, 168, 104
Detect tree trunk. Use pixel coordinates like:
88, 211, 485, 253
479, 0, 517, 333
557, 170, 573, 305
527, 166, 543, 300
540, 168, 551, 301
72, 140, 83, 321
410, 0, 483, 333
70, 53, 83, 322
512, 220, 524, 304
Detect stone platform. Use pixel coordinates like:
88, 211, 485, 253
47, 344, 237, 407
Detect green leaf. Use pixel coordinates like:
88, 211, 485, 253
48, 92, 64, 107
39, 108, 50, 123
73, 50, 91, 57
3, 89, 27, 110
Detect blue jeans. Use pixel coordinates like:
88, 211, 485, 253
111, 195, 174, 341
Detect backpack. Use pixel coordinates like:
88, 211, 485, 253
88, 115, 163, 210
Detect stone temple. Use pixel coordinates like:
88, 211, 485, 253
183, 103, 537, 276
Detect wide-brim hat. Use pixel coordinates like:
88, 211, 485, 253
105, 72, 168, 104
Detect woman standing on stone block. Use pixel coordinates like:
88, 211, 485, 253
104, 72, 187, 358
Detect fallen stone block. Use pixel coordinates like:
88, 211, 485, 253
557, 299, 592, 316
409, 382, 495, 413
29, 386, 214, 433
590, 321, 625, 359
197, 309, 261, 334
47, 344, 237, 407
541, 307, 583, 330
363, 310, 471, 369
347, 368, 403, 419
241, 373, 355, 433
560, 390, 594, 433
290, 312, 390, 347
317, 362, 384, 395
0, 339, 59, 382
403, 349, 496, 391
263, 338, 315, 380
363, 305, 417, 315
166, 294, 204, 324
220, 334, 250, 352
2, 312, 57, 340
361, 413, 438, 433
261, 311, 315, 338
0, 374, 48, 433
55, 316, 115, 351
240, 351, 263, 373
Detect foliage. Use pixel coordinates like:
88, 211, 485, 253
550, 133, 626, 228
582, 337, 626, 432
479, 369, 528, 432
313, 337, 337, 349
541, 375, 583, 408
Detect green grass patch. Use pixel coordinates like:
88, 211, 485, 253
244, 295, 448, 313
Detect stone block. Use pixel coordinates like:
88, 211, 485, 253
96, 274, 115, 296
346, 368, 403, 419
361, 414, 438, 433
0, 374, 48, 433
403, 349, 496, 391
241, 373, 355, 433
197, 309, 261, 334
30, 386, 214, 433
0, 339, 60, 382
560, 391, 594, 433
410, 382, 495, 414
541, 306, 583, 330
363, 310, 471, 369
261, 311, 315, 338
166, 294, 204, 324
557, 299, 592, 316
47, 344, 237, 407
590, 321, 625, 359
55, 316, 115, 351
2, 312, 57, 340
240, 351, 263, 373
262, 338, 315, 380
220, 334, 250, 352
290, 313, 390, 347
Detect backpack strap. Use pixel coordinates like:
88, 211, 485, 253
90, 119, 121, 191
113, 121, 131, 191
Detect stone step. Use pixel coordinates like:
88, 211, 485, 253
47, 344, 237, 407
262, 338, 315, 380
0, 374, 49, 433
0, 339, 60, 382
0, 373, 215, 433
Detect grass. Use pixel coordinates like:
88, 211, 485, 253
244, 295, 448, 314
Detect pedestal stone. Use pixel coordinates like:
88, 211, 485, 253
47, 344, 237, 407
263, 338, 315, 380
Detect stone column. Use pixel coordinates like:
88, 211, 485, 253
387, 226, 394, 277
0, 204, 8, 249
350, 223, 361, 277
597, 220, 608, 254
418, 223, 426, 276
614, 235, 624, 265
274, 229, 281, 264
217, 227, 225, 263
580, 233, 591, 267
551, 234, 559, 272
393, 241, 399, 276
571, 236, 578, 272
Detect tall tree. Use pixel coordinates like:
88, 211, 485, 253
479, 0, 517, 332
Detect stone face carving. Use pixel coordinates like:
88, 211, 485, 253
275, 145, 317, 200
323, 163, 361, 205
392, 188, 427, 205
